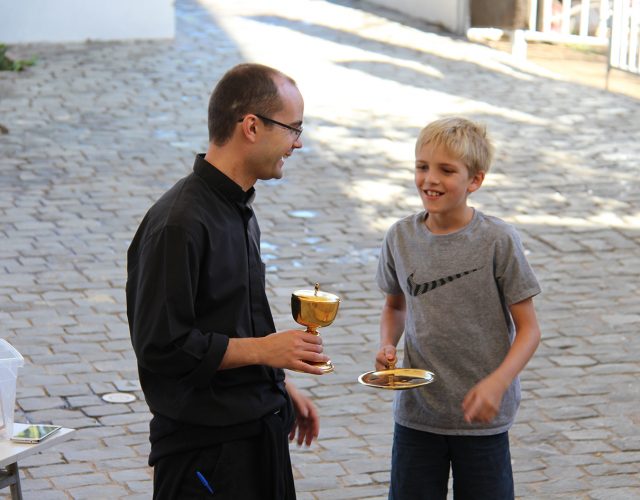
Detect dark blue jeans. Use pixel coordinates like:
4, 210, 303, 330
389, 423, 514, 500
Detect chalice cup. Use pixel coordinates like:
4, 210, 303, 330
291, 283, 340, 374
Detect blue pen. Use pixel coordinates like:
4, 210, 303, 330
196, 470, 214, 495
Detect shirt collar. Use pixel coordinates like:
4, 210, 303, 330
193, 153, 255, 207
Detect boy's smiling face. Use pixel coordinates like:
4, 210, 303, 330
414, 142, 484, 222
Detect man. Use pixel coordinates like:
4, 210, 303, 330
127, 63, 328, 499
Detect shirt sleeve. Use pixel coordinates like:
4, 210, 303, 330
376, 228, 403, 295
128, 225, 228, 388
494, 226, 542, 305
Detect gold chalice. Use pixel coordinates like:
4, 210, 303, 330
291, 283, 340, 374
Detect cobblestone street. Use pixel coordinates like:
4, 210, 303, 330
1, 0, 639, 498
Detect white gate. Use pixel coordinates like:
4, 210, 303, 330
608, 0, 640, 75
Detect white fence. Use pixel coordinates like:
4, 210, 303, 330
471, 0, 639, 78
525, 0, 640, 77
525, 0, 610, 45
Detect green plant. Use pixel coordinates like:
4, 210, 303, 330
0, 44, 36, 71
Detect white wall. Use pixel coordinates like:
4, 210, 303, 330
363, 0, 469, 35
0, 0, 175, 44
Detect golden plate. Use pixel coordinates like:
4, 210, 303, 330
358, 368, 435, 390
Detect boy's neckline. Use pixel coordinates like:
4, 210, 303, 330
423, 208, 476, 235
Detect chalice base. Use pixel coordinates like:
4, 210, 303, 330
313, 359, 334, 374
290, 359, 334, 374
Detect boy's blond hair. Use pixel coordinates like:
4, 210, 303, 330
415, 117, 494, 177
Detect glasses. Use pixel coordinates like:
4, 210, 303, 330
239, 114, 303, 140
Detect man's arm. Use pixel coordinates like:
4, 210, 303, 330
375, 293, 406, 370
285, 379, 320, 446
219, 329, 329, 375
130, 222, 330, 376
462, 297, 541, 423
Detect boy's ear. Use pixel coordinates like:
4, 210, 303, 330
467, 171, 485, 193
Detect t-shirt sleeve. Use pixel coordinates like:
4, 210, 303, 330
495, 226, 541, 305
376, 228, 403, 295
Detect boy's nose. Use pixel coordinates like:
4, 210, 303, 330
424, 171, 440, 184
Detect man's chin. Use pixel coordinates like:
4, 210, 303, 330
261, 168, 283, 182
272, 165, 284, 179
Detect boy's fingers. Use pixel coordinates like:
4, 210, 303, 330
383, 346, 396, 359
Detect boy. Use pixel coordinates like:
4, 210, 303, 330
375, 117, 541, 499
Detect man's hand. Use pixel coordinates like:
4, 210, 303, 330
375, 345, 397, 371
286, 382, 319, 446
219, 329, 328, 374
260, 329, 329, 375
461, 373, 508, 423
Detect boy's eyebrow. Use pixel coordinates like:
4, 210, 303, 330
415, 159, 450, 165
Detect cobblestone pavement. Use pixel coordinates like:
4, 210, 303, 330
1, 0, 639, 498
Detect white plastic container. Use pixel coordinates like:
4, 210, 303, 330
0, 339, 24, 438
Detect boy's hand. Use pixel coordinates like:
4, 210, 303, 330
461, 374, 509, 423
375, 345, 397, 371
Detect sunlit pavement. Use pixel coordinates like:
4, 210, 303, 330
1, 0, 639, 498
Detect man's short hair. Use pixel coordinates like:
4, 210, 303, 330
208, 63, 296, 145
415, 117, 494, 176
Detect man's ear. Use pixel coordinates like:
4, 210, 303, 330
239, 115, 259, 143
467, 171, 485, 193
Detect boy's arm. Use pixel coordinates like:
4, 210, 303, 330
462, 297, 541, 423
376, 293, 406, 370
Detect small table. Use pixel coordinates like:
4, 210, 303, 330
0, 423, 75, 500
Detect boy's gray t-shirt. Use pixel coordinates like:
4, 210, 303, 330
376, 209, 541, 435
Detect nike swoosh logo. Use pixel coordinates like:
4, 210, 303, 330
407, 267, 481, 296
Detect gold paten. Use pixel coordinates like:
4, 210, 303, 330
358, 360, 434, 390
291, 283, 340, 374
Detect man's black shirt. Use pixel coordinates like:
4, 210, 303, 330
126, 154, 289, 461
